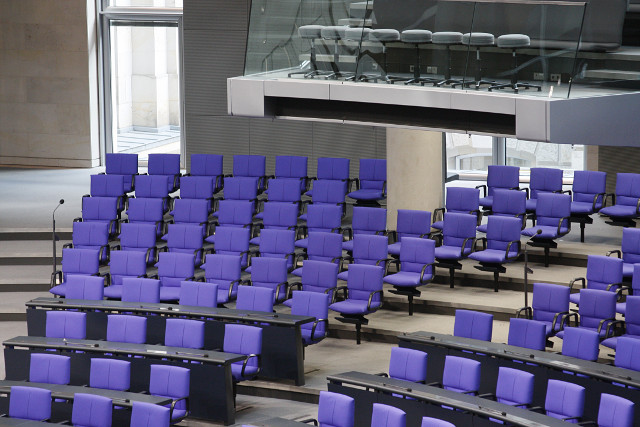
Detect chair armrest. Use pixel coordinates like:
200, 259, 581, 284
560, 189, 572, 196
505, 240, 521, 261
62, 243, 73, 249
367, 289, 383, 311
562, 417, 582, 422
310, 318, 328, 341
73, 217, 83, 222
228, 279, 241, 300
477, 237, 487, 251
617, 285, 632, 298
275, 281, 288, 302
557, 215, 571, 235
606, 249, 622, 258
287, 281, 302, 299
521, 187, 530, 198
376, 258, 393, 276
99, 245, 110, 263
605, 193, 615, 207
551, 311, 570, 333
604, 319, 625, 338
561, 312, 579, 330
475, 184, 487, 198
50, 270, 63, 288
169, 396, 189, 423
592, 192, 606, 212
636, 198, 640, 215
569, 277, 586, 293
335, 285, 348, 300
420, 263, 436, 283
101, 272, 111, 287
382, 180, 387, 197
331, 256, 345, 272
388, 230, 398, 244
605, 281, 623, 292
299, 418, 319, 426
148, 274, 159, 279
294, 252, 308, 268
478, 392, 496, 399
343, 226, 353, 241
433, 207, 445, 224
515, 306, 532, 319
297, 224, 308, 240
460, 237, 477, 257
240, 354, 261, 378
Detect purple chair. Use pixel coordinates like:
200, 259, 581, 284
104, 250, 147, 299
442, 355, 481, 394
307, 157, 350, 197
569, 255, 623, 305
29, 353, 70, 385
494, 366, 535, 409
521, 193, 571, 267
292, 232, 344, 277
468, 216, 521, 292
600, 173, 640, 227
388, 209, 432, 256
126, 197, 166, 237
384, 237, 435, 315
105, 153, 138, 193
304, 391, 354, 427
569, 170, 607, 242
214, 199, 254, 230
165, 318, 204, 349
274, 155, 308, 193
248, 229, 296, 273
165, 223, 205, 266
329, 264, 384, 344
557, 289, 616, 340
544, 379, 585, 423
251, 202, 299, 246
148, 153, 181, 193
607, 227, 640, 279
561, 327, 599, 361
371, 403, 405, 427
597, 394, 634, 427
421, 417, 454, 427
477, 165, 520, 210
220, 176, 259, 210
343, 207, 387, 252
153, 252, 196, 302
190, 153, 223, 193
454, 309, 493, 341
106, 314, 147, 344
284, 260, 338, 308
347, 159, 387, 205
615, 336, 640, 371
130, 401, 171, 427
90, 358, 131, 391
206, 226, 251, 269
387, 347, 428, 384
434, 213, 477, 288
135, 175, 173, 212
516, 282, 570, 338
432, 187, 481, 231
117, 222, 159, 265
76, 196, 120, 237
224, 324, 262, 381
477, 189, 526, 233
46, 311, 86, 339
256, 178, 302, 220
65, 275, 105, 300
291, 291, 330, 346
236, 285, 275, 313
179, 176, 216, 213
250, 257, 288, 303
169, 198, 211, 231
338, 235, 389, 281
179, 281, 218, 307
71, 393, 112, 427
203, 253, 245, 304
524, 167, 563, 215
121, 277, 161, 303
232, 154, 267, 192
66, 221, 110, 263
603, 295, 640, 349
149, 364, 190, 422
296, 204, 343, 249
89, 174, 127, 212
301, 179, 347, 220
9, 386, 51, 421
507, 318, 547, 351
50, 248, 100, 297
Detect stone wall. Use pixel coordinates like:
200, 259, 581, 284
0, 0, 100, 167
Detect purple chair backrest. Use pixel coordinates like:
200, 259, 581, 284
9, 386, 51, 421
532, 282, 570, 324
622, 228, 640, 266
204, 253, 241, 281
615, 173, 640, 206
62, 248, 100, 276
442, 355, 481, 393
236, 285, 275, 313
445, 187, 480, 213
134, 175, 171, 198
106, 153, 138, 175
121, 277, 161, 303
352, 207, 387, 235
72, 221, 109, 247
90, 358, 131, 391
251, 257, 288, 288
301, 260, 339, 294
223, 324, 262, 370
585, 255, 623, 292
165, 318, 204, 349
267, 178, 302, 203
535, 193, 571, 229
190, 153, 222, 177
166, 224, 204, 253
442, 213, 476, 249
492, 189, 526, 216
171, 199, 209, 224
91, 174, 125, 198
388, 347, 427, 383
118, 223, 157, 252
507, 318, 546, 351
149, 364, 190, 403
212, 226, 250, 254
487, 165, 520, 197
572, 170, 606, 206
453, 309, 493, 341
224, 177, 258, 201
616, 336, 640, 371
275, 155, 307, 179
107, 314, 147, 344
306, 204, 342, 232
65, 275, 105, 300
307, 232, 343, 263
131, 402, 171, 427
346, 264, 384, 303
258, 229, 295, 259
561, 327, 599, 361
46, 311, 86, 339
180, 176, 215, 200
359, 159, 386, 187
486, 216, 521, 253
371, 403, 405, 427
148, 153, 180, 175
529, 167, 563, 200
82, 197, 118, 222
545, 380, 585, 421
351, 234, 388, 265
292, 291, 330, 337
597, 394, 634, 427
579, 289, 616, 330
421, 418, 454, 427
29, 353, 70, 385
126, 197, 164, 223
396, 209, 431, 241
217, 200, 254, 227
312, 179, 347, 204
496, 367, 534, 407
233, 155, 266, 178
156, 252, 196, 287
400, 237, 435, 274
317, 391, 354, 427
109, 250, 147, 286
262, 202, 299, 229
179, 281, 218, 307
316, 157, 350, 181
624, 296, 640, 336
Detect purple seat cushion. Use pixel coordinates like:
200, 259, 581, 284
329, 299, 381, 315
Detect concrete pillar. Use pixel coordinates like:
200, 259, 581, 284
386, 127, 444, 229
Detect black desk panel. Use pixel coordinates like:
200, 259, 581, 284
26, 297, 314, 385
399, 331, 640, 425
3, 336, 245, 424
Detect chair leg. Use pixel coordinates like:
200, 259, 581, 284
493, 271, 500, 292
408, 294, 414, 316
355, 322, 362, 345
449, 267, 455, 288
544, 246, 550, 267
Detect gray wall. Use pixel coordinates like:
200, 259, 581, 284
183, 0, 386, 177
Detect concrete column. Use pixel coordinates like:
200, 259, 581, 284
386, 128, 444, 229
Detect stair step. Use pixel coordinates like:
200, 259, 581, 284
0, 228, 73, 241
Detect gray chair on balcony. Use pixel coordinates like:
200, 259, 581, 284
488, 34, 541, 93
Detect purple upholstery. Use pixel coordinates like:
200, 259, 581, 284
348, 159, 386, 201
90, 174, 125, 198
388, 209, 432, 256
206, 226, 250, 268
301, 180, 347, 221
284, 260, 338, 308
71, 393, 112, 427
306, 157, 350, 197
442, 355, 481, 394
80, 196, 119, 234
233, 155, 266, 181
252, 202, 299, 245
155, 252, 196, 301
556, 289, 616, 339
421, 417, 454, 427
216, 200, 254, 228
9, 386, 51, 421
469, 216, 521, 264
615, 336, 640, 371
250, 257, 288, 302
531, 282, 570, 337
545, 380, 584, 423
165, 223, 205, 265
165, 318, 204, 349
620, 228, 640, 278
121, 277, 161, 303
291, 291, 329, 345
118, 223, 158, 261
265, 178, 303, 203
148, 153, 180, 192
316, 391, 355, 427
149, 364, 190, 421
343, 207, 387, 251
90, 358, 131, 391
236, 285, 275, 313
179, 281, 218, 307
604, 295, 640, 349
296, 204, 342, 248
252, 229, 295, 272
432, 187, 480, 230
453, 309, 493, 341
434, 213, 476, 260
104, 250, 147, 299
600, 173, 640, 219
46, 311, 86, 339
275, 155, 308, 186
71, 221, 110, 262
388, 347, 427, 383
224, 324, 263, 381
180, 176, 216, 211
561, 327, 599, 361
521, 193, 571, 238
203, 253, 242, 304
106, 314, 147, 344
337, 234, 388, 281
292, 232, 343, 276
65, 275, 105, 300
525, 167, 563, 212
190, 153, 223, 183
597, 394, 635, 427
569, 255, 622, 305
384, 237, 435, 287
477, 189, 526, 233
371, 403, 405, 427
329, 264, 384, 315
130, 401, 171, 427
507, 318, 546, 351
126, 197, 165, 236
50, 248, 100, 297
223, 177, 259, 204
170, 199, 209, 227
479, 165, 520, 208
29, 353, 70, 385
135, 175, 172, 205
570, 170, 606, 214
105, 153, 138, 192
496, 367, 534, 407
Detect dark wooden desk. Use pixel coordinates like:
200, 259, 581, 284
0, 419, 49, 426
399, 331, 640, 425
328, 371, 570, 427
3, 336, 245, 424
26, 297, 314, 385
257, 417, 311, 427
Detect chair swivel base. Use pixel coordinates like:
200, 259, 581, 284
452, 79, 496, 90
389, 287, 422, 316
430, 78, 466, 88
526, 239, 558, 267
336, 314, 369, 345
570, 214, 594, 243
474, 264, 507, 292
288, 69, 333, 79
351, 199, 383, 208
488, 81, 541, 93
436, 260, 462, 288
603, 216, 638, 228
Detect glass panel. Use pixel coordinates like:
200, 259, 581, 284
109, 0, 183, 8
108, 21, 181, 160
446, 133, 494, 175
506, 139, 585, 175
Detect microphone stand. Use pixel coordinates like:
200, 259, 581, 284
52, 200, 64, 275
523, 228, 542, 308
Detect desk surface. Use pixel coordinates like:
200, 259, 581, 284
328, 371, 570, 427
0, 418, 48, 426
257, 418, 310, 427
26, 297, 314, 327
400, 331, 640, 388
3, 336, 246, 365
0, 380, 171, 407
